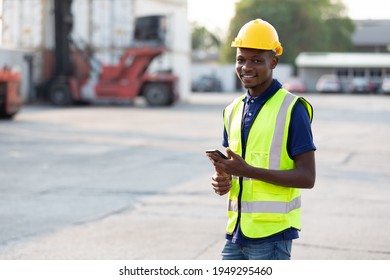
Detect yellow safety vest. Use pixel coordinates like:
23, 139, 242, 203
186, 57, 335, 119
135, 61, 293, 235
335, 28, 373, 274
223, 88, 313, 238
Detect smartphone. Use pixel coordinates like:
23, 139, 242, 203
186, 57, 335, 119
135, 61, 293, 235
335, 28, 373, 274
205, 149, 228, 159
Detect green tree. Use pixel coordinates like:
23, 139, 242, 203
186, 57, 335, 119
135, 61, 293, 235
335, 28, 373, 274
191, 22, 221, 52
221, 0, 355, 64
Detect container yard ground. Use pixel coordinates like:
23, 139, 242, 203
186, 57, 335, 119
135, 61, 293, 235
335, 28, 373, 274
0, 93, 389, 260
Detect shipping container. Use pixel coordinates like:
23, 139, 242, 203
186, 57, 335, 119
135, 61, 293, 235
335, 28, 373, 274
1, 0, 42, 48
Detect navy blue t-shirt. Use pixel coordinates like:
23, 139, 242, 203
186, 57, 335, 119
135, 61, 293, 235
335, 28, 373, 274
222, 79, 316, 244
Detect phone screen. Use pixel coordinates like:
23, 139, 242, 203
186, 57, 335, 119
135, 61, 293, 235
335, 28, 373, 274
205, 149, 228, 159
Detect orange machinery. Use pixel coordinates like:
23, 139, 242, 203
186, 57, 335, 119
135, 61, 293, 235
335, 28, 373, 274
43, 46, 178, 107
0, 66, 22, 119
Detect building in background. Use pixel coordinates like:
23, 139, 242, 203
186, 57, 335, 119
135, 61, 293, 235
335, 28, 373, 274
0, 0, 190, 102
296, 52, 390, 92
295, 19, 390, 93
352, 20, 390, 53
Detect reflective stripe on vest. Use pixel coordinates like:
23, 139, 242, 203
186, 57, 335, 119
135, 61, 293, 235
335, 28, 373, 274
269, 93, 295, 169
228, 195, 301, 213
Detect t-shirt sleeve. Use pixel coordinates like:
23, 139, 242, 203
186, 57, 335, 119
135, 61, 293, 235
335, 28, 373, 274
288, 100, 317, 158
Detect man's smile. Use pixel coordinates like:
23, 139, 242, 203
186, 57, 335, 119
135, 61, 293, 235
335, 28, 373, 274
241, 73, 258, 80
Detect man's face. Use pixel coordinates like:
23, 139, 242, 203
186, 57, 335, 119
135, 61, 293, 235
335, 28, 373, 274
235, 48, 278, 95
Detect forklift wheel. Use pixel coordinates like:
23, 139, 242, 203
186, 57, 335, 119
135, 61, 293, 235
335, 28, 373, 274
49, 83, 72, 106
143, 83, 173, 106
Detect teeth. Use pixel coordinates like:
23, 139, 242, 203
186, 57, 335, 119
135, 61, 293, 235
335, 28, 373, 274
241, 74, 255, 78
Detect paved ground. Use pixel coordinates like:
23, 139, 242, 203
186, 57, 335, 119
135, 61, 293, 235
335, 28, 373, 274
0, 93, 389, 260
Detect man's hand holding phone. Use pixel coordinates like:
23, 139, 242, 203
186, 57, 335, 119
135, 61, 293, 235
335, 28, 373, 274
205, 149, 232, 195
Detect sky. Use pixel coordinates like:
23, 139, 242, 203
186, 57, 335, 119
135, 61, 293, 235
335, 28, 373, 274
188, 0, 390, 35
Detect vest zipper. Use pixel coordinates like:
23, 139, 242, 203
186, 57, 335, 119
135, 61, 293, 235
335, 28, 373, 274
235, 99, 263, 233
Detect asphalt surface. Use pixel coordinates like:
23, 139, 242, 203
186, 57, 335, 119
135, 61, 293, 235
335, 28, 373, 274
0, 93, 389, 260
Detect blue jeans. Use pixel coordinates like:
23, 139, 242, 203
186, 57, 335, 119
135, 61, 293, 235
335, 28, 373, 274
221, 239, 292, 260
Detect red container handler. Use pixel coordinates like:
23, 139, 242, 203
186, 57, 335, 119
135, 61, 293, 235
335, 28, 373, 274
0, 66, 22, 119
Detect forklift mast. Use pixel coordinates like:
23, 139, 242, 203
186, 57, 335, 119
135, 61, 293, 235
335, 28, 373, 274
53, 0, 73, 79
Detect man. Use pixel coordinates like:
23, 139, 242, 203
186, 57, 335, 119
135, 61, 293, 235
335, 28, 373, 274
206, 19, 316, 260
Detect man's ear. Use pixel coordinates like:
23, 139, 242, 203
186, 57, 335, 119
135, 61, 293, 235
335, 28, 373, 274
271, 55, 279, 69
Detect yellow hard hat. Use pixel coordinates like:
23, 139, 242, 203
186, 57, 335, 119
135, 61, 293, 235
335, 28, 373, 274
231, 18, 283, 56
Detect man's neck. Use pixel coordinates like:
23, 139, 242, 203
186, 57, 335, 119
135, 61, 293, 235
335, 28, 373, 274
248, 78, 274, 97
